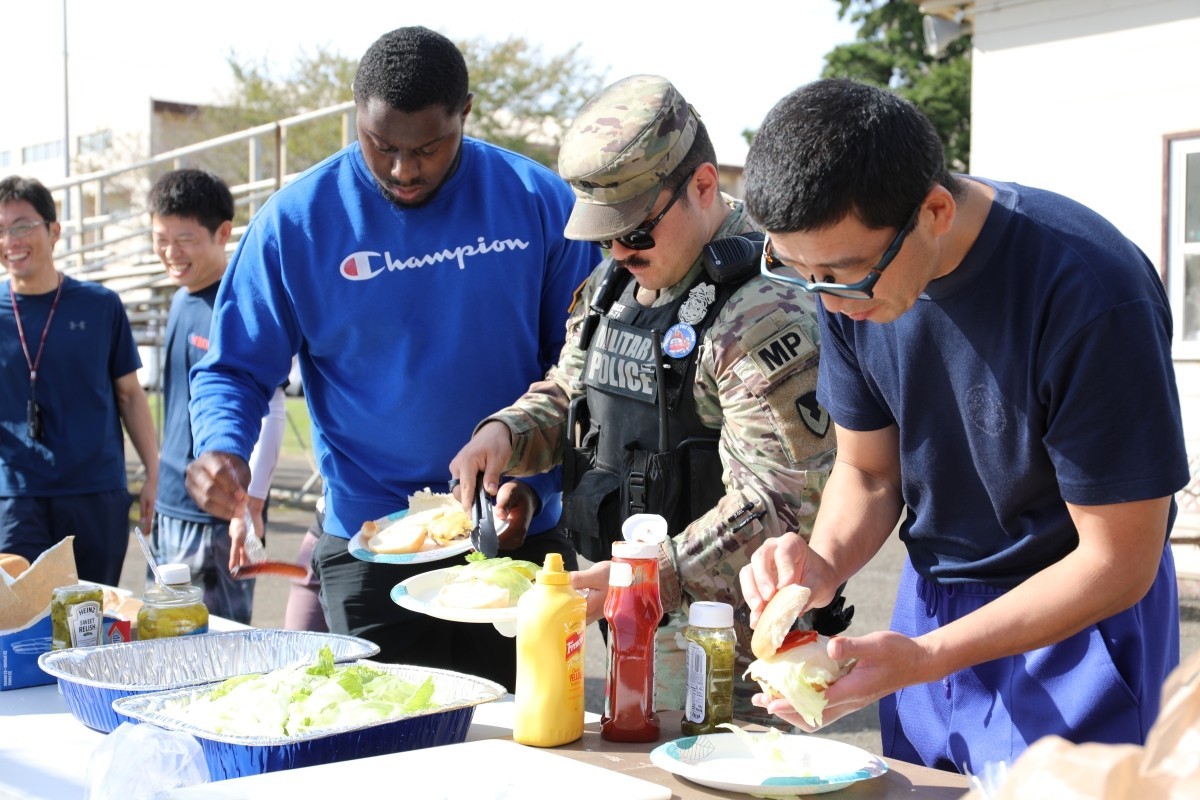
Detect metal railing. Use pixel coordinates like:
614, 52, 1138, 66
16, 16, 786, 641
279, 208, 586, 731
46, 101, 356, 281
39, 102, 355, 506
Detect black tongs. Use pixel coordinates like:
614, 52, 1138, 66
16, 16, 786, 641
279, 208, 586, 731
470, 473, 503, 558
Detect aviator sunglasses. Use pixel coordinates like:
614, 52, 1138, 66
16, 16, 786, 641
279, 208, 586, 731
600, 170, 696, 251
760, 204, 921, 299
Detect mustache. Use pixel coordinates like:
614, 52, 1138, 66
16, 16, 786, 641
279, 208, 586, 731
616, 255, 650, 269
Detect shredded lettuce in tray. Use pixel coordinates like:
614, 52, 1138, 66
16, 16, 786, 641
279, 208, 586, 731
168, 645, 437, 737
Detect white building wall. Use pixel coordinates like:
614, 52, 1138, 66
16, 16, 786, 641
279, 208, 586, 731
966, 0, 1200, 571
969, 0, 1200, 266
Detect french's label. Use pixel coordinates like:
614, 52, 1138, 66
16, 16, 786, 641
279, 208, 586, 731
582, 317, 657, 403
565, 629, 583, 662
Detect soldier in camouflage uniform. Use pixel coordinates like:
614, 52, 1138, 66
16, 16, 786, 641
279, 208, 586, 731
450, 75, 845, 722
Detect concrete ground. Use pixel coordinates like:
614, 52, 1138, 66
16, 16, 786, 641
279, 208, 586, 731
118, 453, 1200, 757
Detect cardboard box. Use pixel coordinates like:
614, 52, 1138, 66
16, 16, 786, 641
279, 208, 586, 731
0, 537, 132, 691
1, 612, 133, 691
1, 610, 53, 690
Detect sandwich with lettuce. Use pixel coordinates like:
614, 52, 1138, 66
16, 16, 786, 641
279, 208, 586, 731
435, 552, 540, 609
745, 584, 854, 727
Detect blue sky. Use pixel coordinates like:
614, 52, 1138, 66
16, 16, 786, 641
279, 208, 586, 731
8, 1, 859, 167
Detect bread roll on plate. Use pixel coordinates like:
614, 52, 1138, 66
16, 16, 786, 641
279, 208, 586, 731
360, 489, 472, 554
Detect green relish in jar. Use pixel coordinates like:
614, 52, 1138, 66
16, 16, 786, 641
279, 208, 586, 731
681, 601, 736, 736
137, 563, 209, 640
51, 584, 104, 650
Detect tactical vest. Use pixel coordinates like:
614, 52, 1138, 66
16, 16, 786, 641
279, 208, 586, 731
562, 265, 748, 562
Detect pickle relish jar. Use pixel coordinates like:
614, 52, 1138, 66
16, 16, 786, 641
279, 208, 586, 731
50, 583, 105, 650
137, 563, 209, 639
681, 600, 736, 735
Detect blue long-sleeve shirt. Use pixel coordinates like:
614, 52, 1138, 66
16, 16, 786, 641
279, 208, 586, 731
190, 139, 598, 538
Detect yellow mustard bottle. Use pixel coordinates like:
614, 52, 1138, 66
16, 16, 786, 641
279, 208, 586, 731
513, 552, 587, 747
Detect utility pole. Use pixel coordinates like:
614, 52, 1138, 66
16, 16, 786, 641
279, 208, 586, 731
61, 0, 71, 246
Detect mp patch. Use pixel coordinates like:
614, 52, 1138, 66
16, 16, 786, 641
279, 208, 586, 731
748, 322, 816, 383
796, 390, 830, 438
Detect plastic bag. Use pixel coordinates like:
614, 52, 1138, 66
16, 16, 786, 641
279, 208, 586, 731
87, 722, 209, 800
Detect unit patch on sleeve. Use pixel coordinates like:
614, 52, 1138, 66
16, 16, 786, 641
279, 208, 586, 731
796, 390, 830, 438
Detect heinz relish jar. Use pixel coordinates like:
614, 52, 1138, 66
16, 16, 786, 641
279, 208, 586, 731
137, 563, 209, 639
601, 539, 664, 743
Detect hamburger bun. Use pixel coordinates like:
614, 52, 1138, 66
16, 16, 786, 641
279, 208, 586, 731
436, 579, 511, 609
0, 553, 30, 579
407, 487, 458, 515
751, 583, 812, 660
359, 488, 472, 555
361, 516, 427, 555
408, 488, 473, 545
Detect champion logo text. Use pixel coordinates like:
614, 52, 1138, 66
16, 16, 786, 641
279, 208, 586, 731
339, 236, 531, 280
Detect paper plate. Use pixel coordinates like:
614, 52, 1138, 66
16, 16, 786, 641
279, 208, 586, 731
391, 566, 519, 637
649, 731, 888, 797
347, 510, 473, 565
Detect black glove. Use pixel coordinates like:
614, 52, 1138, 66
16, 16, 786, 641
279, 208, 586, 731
801, 581, 855, 637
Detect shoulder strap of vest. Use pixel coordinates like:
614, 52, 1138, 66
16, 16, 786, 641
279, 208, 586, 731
576, 260, 634, 350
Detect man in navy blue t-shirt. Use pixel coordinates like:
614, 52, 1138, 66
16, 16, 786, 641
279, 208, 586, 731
0, 176, 159, 584
148, 169, 285, 624
738, 79, 1188, 775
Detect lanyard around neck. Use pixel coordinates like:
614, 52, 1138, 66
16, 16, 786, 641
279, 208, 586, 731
9, 272, 65, 395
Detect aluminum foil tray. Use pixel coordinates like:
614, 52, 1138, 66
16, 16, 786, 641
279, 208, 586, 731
37, 629, 380, 733
112, 663, 505, 780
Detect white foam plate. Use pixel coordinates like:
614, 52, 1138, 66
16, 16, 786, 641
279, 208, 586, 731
649, 731, 888, 797
347, 509, 473, 564
390, 566, 519, 637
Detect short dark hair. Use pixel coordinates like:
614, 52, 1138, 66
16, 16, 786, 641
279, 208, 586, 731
0, 176, 57, 222
664, 117, 717, 201
744, 79, 960, 232
148, 169, 234, 234
353, 26, 469, 114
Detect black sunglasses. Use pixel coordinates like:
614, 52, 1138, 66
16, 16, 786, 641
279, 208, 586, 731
760, 204, 921, 299
600, 171, 695, 251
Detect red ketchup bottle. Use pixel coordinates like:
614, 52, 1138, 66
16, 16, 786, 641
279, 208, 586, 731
601, 538, 664, 743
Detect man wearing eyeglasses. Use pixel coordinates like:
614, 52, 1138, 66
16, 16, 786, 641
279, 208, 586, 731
0, 175, 159, 585
450, 74, 846, 721
737, 79, 1188, 774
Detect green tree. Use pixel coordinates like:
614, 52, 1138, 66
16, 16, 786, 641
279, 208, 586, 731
823, 0, 971, 171
460, 37, 603, 167
160, 34, 601, 183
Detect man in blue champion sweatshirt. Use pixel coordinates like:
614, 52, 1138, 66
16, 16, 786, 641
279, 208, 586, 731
184, 26, 598, 690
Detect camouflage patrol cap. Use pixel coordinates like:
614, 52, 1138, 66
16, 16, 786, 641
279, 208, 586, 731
559, 74, 699, 241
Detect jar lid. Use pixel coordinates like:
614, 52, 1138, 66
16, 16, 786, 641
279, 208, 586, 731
688, 601, 733, 628
157, 563, 191, 585
611, 540, 661, 560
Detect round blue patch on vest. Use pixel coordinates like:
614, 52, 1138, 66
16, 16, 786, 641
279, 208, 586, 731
662, 323, 697, 358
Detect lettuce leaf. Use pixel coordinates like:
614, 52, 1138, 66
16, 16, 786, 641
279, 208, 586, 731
745, 653, 840, 728
170, 648, 438, 737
